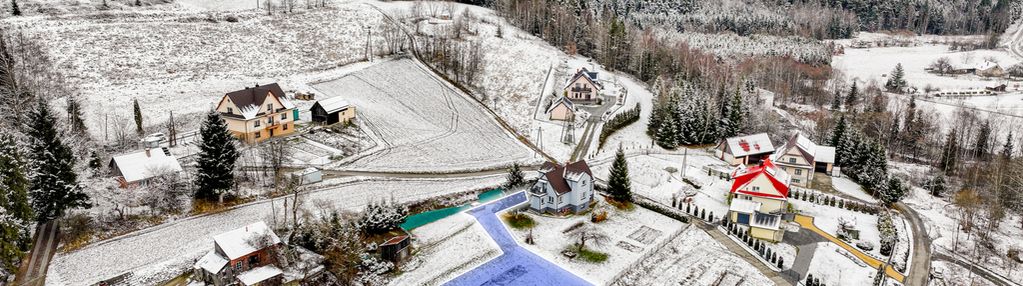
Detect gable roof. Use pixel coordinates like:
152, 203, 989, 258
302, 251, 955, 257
773, 132, 836, 165
313, 96, 351, 114
195, 250, 228, 274
719, 133, 775, 157
109, 147, 182, 183
220, 83, 295, 120
213, 221, 281, 260
729, 159, 790, 199
540, 160, 592, 195
564, 68, 603, 91
237, 265, 283, 286
546, 97, 576, 114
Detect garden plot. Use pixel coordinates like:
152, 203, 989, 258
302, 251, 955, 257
503, 199, 685, 285
390, 213, 501, 286
614, 226, 774, 286
46, 176, 508, 286
311, 59, 534, 173
4, 6, 387, 140
806, 243, 884, 286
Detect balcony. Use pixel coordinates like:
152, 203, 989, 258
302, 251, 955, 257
571, 87, 593, 93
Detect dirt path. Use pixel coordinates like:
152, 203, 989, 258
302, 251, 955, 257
897, 203, 932, 286
14, 221, 60, 286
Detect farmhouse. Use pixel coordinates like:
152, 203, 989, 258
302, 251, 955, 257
528, 160, 594, 214
310, 96, 356, 125
193, 221, 283, 286
772, 133, 835, 187
563, 68, 602, 103
216, 83, 298, 144
108, 147, 182, 188
727, 159, 790, 242
547, 96, 576, 121
975, 61, 1006, 77
714, 133, 776, 166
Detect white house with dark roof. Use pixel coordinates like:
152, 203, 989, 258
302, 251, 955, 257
528, 160, 594, 214
216, 83, 298, 144
108, 147, 182, 188
772, 132, 836, 187
193, 221, 283, 286
715, 133, 776, 166
563, 68, 603, 103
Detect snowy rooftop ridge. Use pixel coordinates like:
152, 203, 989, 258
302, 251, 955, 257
109, 147, 182, 183
237, 265, 283, 286
195, 250, 228, 274
213, 221, 281, 260
315, 96, 351, 113
722, 133, 775, 157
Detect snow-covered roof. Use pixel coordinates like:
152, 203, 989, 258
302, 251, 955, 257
213, 221, 281, 260
236, 265, 283, 286
221, 83, 294, 120
109, 147, 182, 183
314, 96, 351, 114
194, 250, 228, 274
546, 97, 575, 114
721, 133, 775, 157
976, 61, 1000, 71
538, 161, 592, 195
816, 146, 836, 164
729, 198, 761, 214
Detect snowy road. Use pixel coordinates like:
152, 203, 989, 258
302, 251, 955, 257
444, 192, 591, 286
46, 176, 507, 285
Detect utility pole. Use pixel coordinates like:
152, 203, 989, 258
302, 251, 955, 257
365, 25, 373, 61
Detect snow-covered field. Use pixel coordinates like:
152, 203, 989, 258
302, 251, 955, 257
615, 225, 774, 286
46, 176, 507, 285
391, 213, 500, 286
311, 59, 535, 172
504, 201, 686, 285
806, 243, 881, 286
834, 41, 1020, 92
3, 3, 388, 140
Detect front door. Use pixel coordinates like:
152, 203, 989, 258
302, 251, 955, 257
737, 213, 750, 225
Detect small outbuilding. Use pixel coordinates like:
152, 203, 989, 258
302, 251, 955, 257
547, 97, 576, 121
310, 96, 356, 125
292, 167, 322, 185
379, 235, 411, 265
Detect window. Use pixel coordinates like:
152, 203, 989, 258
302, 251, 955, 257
795, 169, 802, 175
789, 158, 796, 163
227, 107, 233, 114
283, 123, 289, 130
235, 262, 242, 271
548, 196, 553, 203
254, 120, 261, 127
255, 131, 262, 138
752, 186, 760, 192
793, 178, 800, 183
267, 104, 273, 111
281, 113, 287, 120
248, 255, 260, 268
557, 196, 563, 204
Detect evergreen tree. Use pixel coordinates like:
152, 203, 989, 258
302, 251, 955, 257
505, 163, 524, 188
133, 98, 143, 136
831, 88, 842, 111
11, 0, 20, 16
830, 115, 847, 165
722, 86, 744, 138
880, 176, 908, 205
25, 100, 90, 220
135, 0, 141, 6
845, 81, 858, 107
939, 129, 959, 176
66, 96, 88, 136
974, 120, 991, 159
1002, 131, 1014, 161
194, 110, 239, 202
0, 134, 34, 276
885, 63, 907, 93
607, 146, 632, 202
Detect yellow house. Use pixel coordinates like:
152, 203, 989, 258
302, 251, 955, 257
728, 159, 791, 242
216, 83, 298, 144
547, 97, 576, 121
772, 133, 835, 187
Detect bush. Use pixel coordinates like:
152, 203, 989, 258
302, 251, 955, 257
503, 212, 537, 229
225, 15, 239, 22
576, 247, 609, 263
591, 211, 608, 223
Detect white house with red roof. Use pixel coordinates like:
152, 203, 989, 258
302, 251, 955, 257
714, 133, 776, 166
528, 160, 594, 214
727, 159, 790, 242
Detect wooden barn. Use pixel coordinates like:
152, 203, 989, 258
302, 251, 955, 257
310, 96, 356, 125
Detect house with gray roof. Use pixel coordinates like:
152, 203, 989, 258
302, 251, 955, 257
528, 160, 594, 214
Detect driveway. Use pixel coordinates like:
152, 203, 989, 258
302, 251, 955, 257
444, 192, 591, 286
780, 228, 827, 284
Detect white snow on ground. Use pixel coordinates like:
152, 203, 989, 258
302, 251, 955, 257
175, 0, 264, 11
2, 4, 388, 140
614, 225, 774, 286
391, 213, 500, 286
806, 243, 880, 286
504, 200, 685, 285
832, 175, 879, 203
834, 43, 1019, 92
46, 176, 507, 286
928, 261, 999, 286
310, 59, 535, 172
902, 184, 1023, 284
